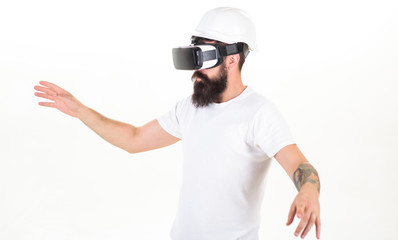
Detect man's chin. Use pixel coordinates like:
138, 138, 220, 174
191, 66, 227, 108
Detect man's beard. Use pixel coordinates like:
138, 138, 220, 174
191, 64, 228, 108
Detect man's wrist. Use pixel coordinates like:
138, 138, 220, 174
76, 105, 92, 121
293, 162, 320, 194
300, 182, 320, 197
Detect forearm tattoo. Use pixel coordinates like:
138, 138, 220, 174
293, 163, 320, 193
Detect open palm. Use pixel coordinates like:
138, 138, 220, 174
34, 81, 84, 118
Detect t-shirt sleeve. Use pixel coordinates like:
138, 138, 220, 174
250, 103, 295, 158
156, 98, 186, 139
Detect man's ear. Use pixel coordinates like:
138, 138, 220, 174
226, 53, 240, 70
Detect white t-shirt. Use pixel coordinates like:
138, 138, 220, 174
157, 86, 295, 240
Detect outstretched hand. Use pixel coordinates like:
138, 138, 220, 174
286, 184, 321, 239
34, 81, 85, 118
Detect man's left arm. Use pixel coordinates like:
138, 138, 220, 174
274, 144, 321, 239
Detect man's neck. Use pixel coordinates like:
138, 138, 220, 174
220, 75, 246, 102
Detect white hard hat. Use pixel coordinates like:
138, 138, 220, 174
193, 7, 258, 51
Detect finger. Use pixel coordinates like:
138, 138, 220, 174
301, 213, 316, 239
34, 92, 56, 101
315, 216, 321, 239
34, 86, 57, 96
294, 208, 310, 237
38, 102, 55, 107
296, 203, 305, 220
39, 81, 66, 94
286, 203, 296, 226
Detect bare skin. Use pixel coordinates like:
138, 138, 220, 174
275, 144, 321, 239
34, 81, 180, 153
34, 41, 321, 239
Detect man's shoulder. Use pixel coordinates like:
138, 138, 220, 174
172, 95, 194, 114
241, 87, 274, 109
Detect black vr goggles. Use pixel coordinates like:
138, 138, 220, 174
172, 42, 247, 70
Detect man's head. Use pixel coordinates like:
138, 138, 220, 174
172, 7, 257, 72
173, 7, 257, 107
191, 37, 242, 108
191, 60, 228, 108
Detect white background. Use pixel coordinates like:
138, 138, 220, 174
1, 0, 397, 239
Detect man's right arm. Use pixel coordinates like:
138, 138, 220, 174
34, 81, 180, 153
78, 108, 180, 153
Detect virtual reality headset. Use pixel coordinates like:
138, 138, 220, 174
172, 42, 247, 70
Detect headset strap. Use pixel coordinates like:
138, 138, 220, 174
202, 49, 218, 61
219, 43, 243, 56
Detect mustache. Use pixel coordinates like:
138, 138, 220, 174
191, 71, 210, 82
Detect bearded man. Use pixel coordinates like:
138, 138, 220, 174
34, 7, 321, 240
